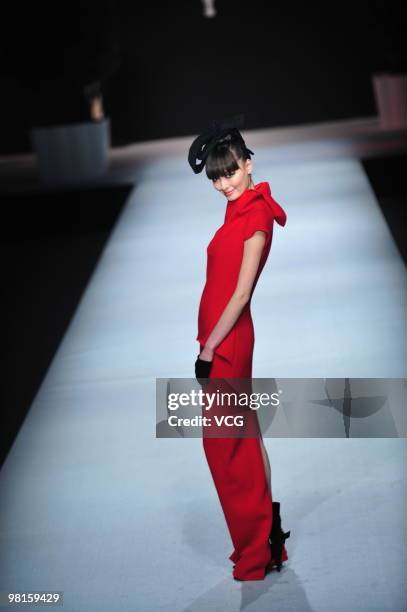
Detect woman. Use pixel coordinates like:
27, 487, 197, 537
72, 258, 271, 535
188, 114, 290, 581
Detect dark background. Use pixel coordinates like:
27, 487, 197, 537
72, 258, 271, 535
1, 1, 406, 154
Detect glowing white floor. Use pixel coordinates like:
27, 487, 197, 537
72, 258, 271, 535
1, 134, 407, 611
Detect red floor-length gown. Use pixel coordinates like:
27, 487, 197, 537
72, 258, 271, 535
196, 181, 288, 580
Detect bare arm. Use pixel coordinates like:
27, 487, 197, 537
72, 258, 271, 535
200, 231, 266, 361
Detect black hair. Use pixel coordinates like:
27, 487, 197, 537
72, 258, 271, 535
205, 129, 253, 181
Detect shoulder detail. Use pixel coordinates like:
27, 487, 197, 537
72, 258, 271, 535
242, 205, 273, 242
255, 182, 287, 227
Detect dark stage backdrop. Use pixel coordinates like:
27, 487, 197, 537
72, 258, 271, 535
0, 1, 405, 153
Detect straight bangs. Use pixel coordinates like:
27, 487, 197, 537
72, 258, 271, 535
205, 147, 240, 181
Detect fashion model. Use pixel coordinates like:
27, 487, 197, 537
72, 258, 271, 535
188, 114, 290, 581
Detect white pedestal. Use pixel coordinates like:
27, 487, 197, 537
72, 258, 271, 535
30, 118, 111, 186
372, 72, 407, 130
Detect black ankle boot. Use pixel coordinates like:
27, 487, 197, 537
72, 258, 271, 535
269, 501, 291, 572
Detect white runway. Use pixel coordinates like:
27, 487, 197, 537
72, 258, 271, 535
1, 119, 406, 611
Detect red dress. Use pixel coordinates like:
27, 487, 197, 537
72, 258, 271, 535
196, 181, 288, 580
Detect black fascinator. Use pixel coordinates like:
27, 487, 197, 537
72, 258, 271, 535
188, 113, 254, 174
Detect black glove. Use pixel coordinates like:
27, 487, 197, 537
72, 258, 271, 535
195, 355, 213, 386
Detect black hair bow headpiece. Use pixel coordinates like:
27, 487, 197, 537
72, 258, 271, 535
188, 113, 254, 174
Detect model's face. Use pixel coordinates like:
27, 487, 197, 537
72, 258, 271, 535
211, 157, 253, 200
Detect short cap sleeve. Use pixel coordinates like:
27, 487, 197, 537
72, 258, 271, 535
242, 207, 272, 242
